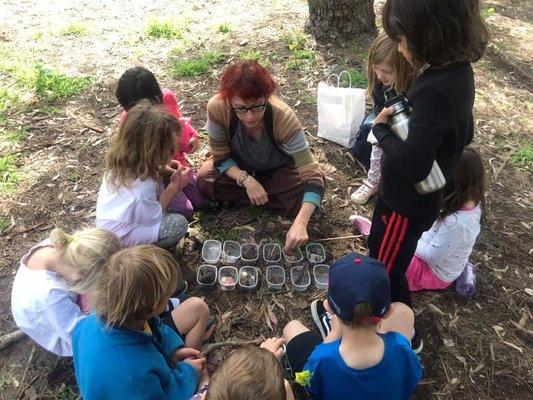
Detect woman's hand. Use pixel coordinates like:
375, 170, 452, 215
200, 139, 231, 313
260, 337, 286, 360
284, 221, 309, 252
243, 177, 269, 205
373, 106, 395, 125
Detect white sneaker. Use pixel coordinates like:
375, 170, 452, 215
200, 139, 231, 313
350, 180, 378, 205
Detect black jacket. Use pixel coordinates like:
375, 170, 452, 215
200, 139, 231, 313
373, 62, 475, 226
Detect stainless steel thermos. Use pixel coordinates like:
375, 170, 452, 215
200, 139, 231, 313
383, 87, 446, 194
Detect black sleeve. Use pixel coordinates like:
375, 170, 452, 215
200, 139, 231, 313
372, 87, 454, 183
372, 82, 385, 115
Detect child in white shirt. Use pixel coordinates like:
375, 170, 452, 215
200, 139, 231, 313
405, 146, 485, 290
11, 228, 121, 356
96, 100, 190, 247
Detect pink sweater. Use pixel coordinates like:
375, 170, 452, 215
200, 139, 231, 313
119, 88, 199, 166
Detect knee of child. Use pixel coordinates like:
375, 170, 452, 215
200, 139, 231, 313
283, 320, 306, 339
188, 296, 210, 317
391, 302, 415, 325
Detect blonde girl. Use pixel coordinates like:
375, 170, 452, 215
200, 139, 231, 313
72, 245, 208, 400
11, 227, 122, 356
96, 100, 190, 247
350, 32, 415, 206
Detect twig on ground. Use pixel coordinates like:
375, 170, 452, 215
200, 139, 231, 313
82, 123, 104, 133
16, 345, 36, 400
314, 235, 362, 242
201, 339, 263, 356
0, 330, 25, 350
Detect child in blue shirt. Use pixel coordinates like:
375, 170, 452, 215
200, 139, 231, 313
72, 245, 205, 400
283, 252, 422, 400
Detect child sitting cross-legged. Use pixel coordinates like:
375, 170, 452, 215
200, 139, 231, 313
283, 252, 422, 400
72, 245, 209, 400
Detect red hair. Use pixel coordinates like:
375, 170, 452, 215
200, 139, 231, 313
218, 61, 276, 100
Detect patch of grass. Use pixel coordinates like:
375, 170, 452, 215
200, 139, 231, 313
482, 6, 495, 20
146, 18, 184, 39
170, 51, 225, 77
29, 62, 93, 102
351, 39, 368, 65
0, 154, 20, 193
238, 50, 270, 67
218, 23, 232, 33
282, 30, 308, 52
67, 169, 79, 182
0, 214, 10, 233
510, 143, 533, 167
5, 128, 28, 143
0, 55, 92, 114
60, 23, 87, 37
342, 68, 367, 88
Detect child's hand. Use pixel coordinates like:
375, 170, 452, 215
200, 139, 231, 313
187, 137, 200, 153
173, 347, 200, 362
373, 106, 395, 125
179, 166, 191, 189
260, 337, 286, 360
170, 159, 181, 170
168, 167, 183, 190
184, 357, 207, 374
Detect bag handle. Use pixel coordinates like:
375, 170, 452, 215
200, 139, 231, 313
338, 71, 352, 88
325, 73, 340, 87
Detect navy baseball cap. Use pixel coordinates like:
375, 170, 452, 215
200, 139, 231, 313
327, 252, 391, 321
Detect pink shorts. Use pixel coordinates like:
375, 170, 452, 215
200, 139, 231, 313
405, 256, 452, 292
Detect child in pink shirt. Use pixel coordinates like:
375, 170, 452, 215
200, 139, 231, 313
116, 67, 205, 218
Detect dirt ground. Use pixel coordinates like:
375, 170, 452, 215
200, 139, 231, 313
0, 0, 531, 399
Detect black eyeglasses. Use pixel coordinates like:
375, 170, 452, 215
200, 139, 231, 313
232, 101, 267, 114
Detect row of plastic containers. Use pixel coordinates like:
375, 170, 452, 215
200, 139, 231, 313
201, 240, 326, 265
196, 264, 330, 291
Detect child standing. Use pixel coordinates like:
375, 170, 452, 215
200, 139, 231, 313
11, 228, 122, 356
282, 252, 422, 400
405, 147, 485, 291
351, 32, 415, 205
116, 66, 205, 218
72, 245, 207, 400
96, 101, 190, 247
367, 0, 489, 330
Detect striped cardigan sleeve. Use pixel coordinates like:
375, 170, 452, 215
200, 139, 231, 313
270, 97, 325, 207
206, 95, 234, 169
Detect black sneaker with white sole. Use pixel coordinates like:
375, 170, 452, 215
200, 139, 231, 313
311, 299, 332, 340
411, 330, 424, 354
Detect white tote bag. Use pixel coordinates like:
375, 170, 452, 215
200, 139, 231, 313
317, 72, 366, 148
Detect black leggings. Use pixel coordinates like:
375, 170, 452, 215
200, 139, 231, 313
368, 197, 431, 308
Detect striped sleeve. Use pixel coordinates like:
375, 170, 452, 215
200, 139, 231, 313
281, 130, 325, 207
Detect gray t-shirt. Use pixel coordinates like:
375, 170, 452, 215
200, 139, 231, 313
229, 122, 291, 173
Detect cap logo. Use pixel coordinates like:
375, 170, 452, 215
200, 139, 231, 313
354, 258, 363, 264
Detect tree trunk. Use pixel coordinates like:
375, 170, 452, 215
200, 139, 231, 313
307, 0, 376, 39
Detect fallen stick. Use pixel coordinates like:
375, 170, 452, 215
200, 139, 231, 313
82, 123, 104, 133
314, 235, 362, 242
0, 330, 25, 350
201, 339, 263, 356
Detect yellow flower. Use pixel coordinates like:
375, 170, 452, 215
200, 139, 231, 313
295, 370, 312, 387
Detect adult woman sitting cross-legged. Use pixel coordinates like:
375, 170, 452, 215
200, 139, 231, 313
197, 61, 325, 251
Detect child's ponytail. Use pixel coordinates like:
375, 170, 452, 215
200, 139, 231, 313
50, 227, 122, 293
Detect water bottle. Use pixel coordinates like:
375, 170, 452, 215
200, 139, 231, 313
455, 262, 476, 298
383, 87, 447, 194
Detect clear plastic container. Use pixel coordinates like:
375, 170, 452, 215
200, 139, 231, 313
240, 243, 259, 265
283, 247, 304, 266
238, 266, 259, 291
219, 266, 238, 291
263, 243, 282, 265
222, 241, 241, 264
196, 264, 217, 289
266, 265, 285, 291
290, 266, 311, 292
306, 243, 326, 264
202, 240, 222, 264
313, 264, 329, 290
